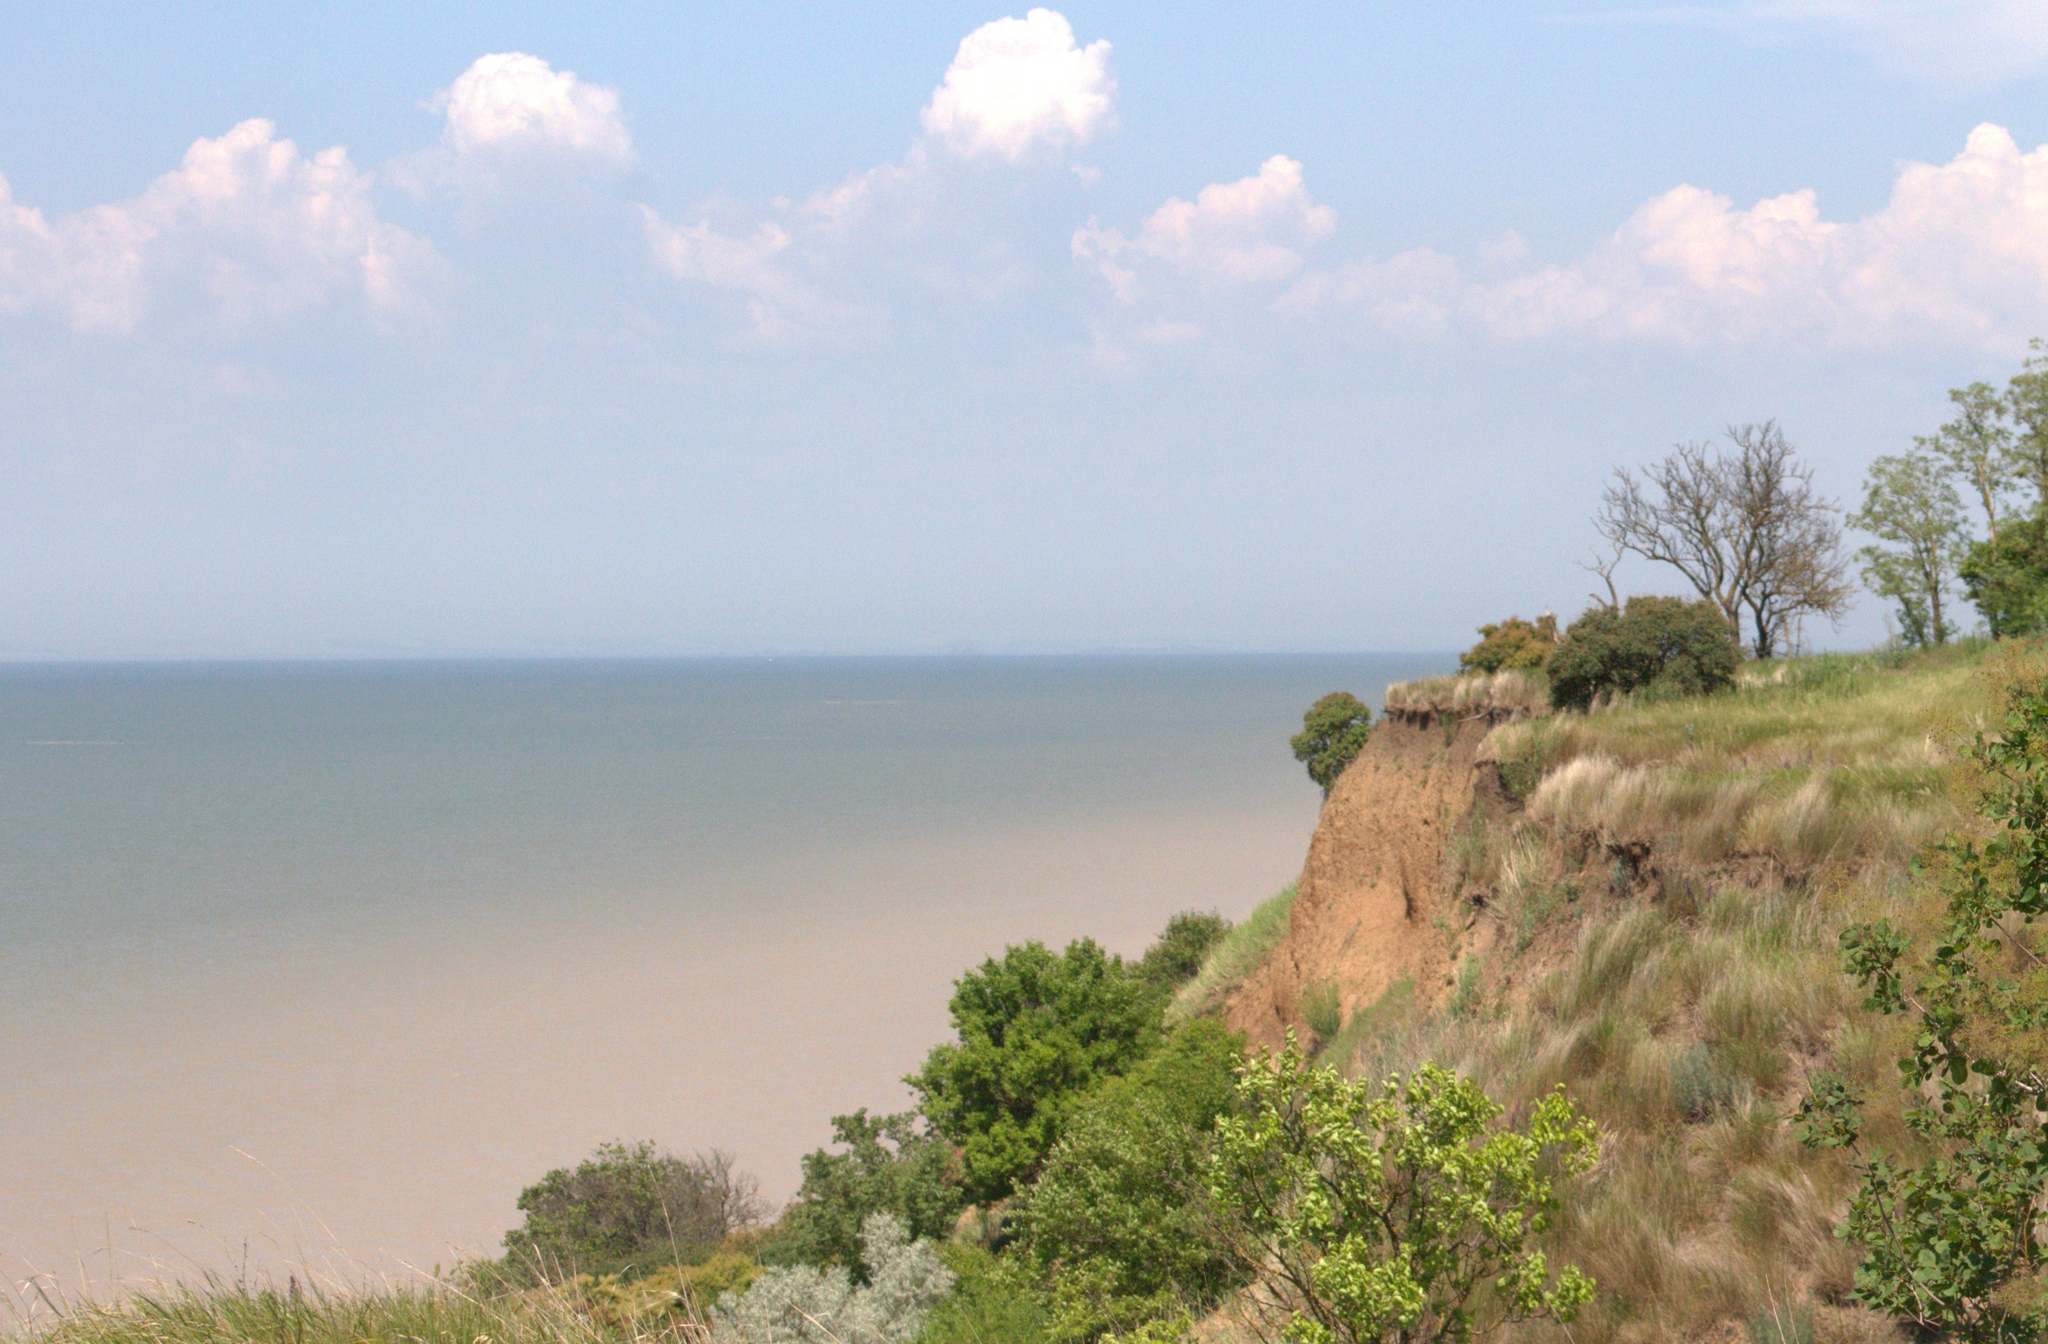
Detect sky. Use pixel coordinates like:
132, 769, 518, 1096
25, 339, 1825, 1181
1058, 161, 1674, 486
4, 2, 2048, 658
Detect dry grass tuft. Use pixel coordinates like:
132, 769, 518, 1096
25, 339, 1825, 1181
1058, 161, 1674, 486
1384, 669, 1549, 719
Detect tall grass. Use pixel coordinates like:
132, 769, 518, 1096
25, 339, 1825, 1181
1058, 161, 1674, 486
8, 1274, 711, 1344
1166, 884, 1296, 1024
1383, 669, 1548, 719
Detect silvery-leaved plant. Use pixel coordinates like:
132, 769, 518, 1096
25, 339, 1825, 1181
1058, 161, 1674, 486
712, 1213, 954, 1344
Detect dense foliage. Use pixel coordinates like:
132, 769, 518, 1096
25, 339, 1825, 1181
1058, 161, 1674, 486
1798, 676, 2048, 1342
1546, 595, 1739, 713
1960, 516, 2048, 638
1457, 615, 1558, 674
774, 1110, 964, 1279
1017, 1018, 1249, 1342
1134, 910, 1230, 996
1209, 1039, 1598, 1344
1292, 692, 1374, 796
1851, 448, 1969, 646
907, 938, 1160, 1204
500, 1142, 765, 1282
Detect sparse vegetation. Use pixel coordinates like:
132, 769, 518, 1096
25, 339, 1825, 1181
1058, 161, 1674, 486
1166, 883, 1296, 1024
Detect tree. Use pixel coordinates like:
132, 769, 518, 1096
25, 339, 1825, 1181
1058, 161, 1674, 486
1545, 596, 1739, 713
1923, 381, 2019, 545
1597, 422, 1851, 658
1208, 1039, 1597, 1344
908, 939, 1160, 1204
2007, 337, 2048, 509
1457, 615, 1557, 674
1962, 518, 2048, 637
775, 1111, 964, 1278
1796, 677, 2048, 1343
1850, 448, 1970, 646
501, 1141, 767, 1282
1292, 693, 1373, 797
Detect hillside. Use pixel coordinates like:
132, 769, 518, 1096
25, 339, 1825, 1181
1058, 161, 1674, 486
1196, 643, 2015, 1344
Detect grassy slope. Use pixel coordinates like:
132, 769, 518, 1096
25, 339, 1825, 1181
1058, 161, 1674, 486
1197, 639, 2022, 1344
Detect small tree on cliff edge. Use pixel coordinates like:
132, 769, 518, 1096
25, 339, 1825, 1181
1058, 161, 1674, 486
1292, 693, 1373, 796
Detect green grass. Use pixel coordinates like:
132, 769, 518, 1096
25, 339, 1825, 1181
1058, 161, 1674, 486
1165, 884, 1296, 1024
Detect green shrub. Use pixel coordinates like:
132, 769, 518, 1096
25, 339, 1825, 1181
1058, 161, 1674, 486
1547, 596, 1740, 713
1016, 1019, 1249, 1343
1291, 692, 1373, 795
908, 939, 1160, 1203
1459, 614, 1558, 674
1135, 911, 1230, 995
1300, 979, 1343, 1039
501, 1142, 766, 1283
1209, 1042, 1598, 1344
773, 1111, 963, 1278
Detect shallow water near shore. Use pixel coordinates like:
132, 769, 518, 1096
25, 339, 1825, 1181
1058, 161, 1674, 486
0, 654, 1447, 1291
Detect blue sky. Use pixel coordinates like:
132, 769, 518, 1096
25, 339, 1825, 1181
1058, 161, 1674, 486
4, 2, 2047, 657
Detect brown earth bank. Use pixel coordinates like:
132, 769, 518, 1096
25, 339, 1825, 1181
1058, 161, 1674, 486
1224, 707, 1516, 1051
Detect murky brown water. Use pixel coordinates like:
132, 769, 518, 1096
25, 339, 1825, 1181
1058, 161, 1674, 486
0, 656, 1445, 1292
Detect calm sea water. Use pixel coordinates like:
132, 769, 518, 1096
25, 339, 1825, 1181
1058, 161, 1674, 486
0, 655, 1447, 1290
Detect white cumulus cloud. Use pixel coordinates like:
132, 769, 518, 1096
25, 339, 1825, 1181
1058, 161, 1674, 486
1074, 155, 1336, 301
921, 9, 1115, 162
0, 119, 438, 334
1269, 124, 2048, 351
432, 52, 634, 164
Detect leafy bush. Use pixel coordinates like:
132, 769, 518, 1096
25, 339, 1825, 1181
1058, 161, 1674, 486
774, 1111, 963, 1278
1196, 1044, 1597, 1344
1291, 692, 1373, 795
501, 1142, 766, 1282
1209, 1040, 1598, 1344
908, 938, 1160, 1203
1015, 1019, 1248, 1342
1135, 910, 1231, 995
712, 1214, 954, 1344
1547, 595, 1740, 713
1458, 614, 1559, 674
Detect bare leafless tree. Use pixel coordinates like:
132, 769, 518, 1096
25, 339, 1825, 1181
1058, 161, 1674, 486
1596, 422, 1851, 659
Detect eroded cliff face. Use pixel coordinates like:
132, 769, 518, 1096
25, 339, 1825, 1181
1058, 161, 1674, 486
1223, 709, 1508, 1052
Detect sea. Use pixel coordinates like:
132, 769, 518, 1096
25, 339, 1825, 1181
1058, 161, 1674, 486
0, 654, 1448, 1292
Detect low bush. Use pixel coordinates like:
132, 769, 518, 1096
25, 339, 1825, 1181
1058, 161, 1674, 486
1459, 614, 1559, 674
1291, 692, 1373, 795
1547, 596, 1740, 713
773, 1111, 963, 1279
1134, 911, 1230, 995
500, 1142, 766, 1283
711, 1214, 952, 1344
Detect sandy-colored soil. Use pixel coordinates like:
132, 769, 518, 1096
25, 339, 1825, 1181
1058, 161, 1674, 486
1224, 709, 1507, 1051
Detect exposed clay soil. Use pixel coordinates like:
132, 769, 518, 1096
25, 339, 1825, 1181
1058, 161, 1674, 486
1224, 709, 1508, 1052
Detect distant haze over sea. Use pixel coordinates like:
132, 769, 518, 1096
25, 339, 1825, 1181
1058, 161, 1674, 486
1, 654, 1448, 1287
